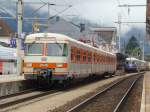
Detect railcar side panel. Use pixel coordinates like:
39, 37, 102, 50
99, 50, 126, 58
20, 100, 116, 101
23, 33, 117, 83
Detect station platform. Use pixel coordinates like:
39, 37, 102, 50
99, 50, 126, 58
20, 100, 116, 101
0, 74, 34, 97
0, 74, 25, 83
140, 72, 150, 112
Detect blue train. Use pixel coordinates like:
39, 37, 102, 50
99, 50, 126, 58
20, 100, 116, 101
125, 57, 147, 72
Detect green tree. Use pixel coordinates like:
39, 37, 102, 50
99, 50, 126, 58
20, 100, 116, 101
125, 36, 141, 57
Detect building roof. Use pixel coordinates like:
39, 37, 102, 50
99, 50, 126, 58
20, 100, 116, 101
90, 27, 117, 32
89, 27, 117, 44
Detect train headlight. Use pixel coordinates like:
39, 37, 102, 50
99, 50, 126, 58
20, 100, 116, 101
25, 63, 32, 67
56, 63, 63, 68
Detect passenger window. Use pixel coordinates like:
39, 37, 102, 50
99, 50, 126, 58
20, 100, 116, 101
83, 52, 87, 62
94, 54, 96, 62
71, 47, 75, 62
88, 52, 91, 62
76, 50, 80, 61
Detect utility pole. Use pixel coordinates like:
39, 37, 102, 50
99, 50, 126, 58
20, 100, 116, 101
118, 4, 146, 60
142, 39, 145, 60
48, 3, 50, 28
118, 13, 122, 53
115, 21, 146, 60
142, 33, 146, 61
17, 0, 23, 75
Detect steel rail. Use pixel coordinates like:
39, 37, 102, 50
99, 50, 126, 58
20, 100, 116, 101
113, 75, 142, 112
0, 89, 36, 100
66, 73, 142, 112
0, 89, 60, 109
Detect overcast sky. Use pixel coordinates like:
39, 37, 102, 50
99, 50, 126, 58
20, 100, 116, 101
7, 0, 147, 33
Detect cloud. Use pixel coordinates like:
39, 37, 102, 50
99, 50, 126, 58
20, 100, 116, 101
2, 0, 146, 34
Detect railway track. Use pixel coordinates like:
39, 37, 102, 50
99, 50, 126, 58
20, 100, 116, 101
0, 72, 143, 112
0, 75, 107, 111
66, 73, 143, 112
0, 89, 36, 100
0, 76, 108, 111
0, 89, 61, 112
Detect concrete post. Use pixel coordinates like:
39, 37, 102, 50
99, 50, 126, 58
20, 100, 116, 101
17, 0, 23, 75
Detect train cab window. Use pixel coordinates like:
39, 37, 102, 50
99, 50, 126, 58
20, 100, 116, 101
132, 61, 135, 65
25, 43, 43, 55
47, 43, 68, 56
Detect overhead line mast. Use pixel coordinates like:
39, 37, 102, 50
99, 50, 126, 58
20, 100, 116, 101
116, 3, 146, 60
17, 0, 23, 75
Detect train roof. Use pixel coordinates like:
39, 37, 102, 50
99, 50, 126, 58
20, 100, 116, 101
126, 57, 146, 62
26, 33, 69, 41
26, 33, 116, 56
126, 57, 138, 61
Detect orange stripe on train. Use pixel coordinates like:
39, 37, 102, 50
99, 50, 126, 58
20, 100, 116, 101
24, 63, 68, 68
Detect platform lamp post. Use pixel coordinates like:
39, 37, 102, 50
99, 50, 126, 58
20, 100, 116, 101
17, 0, 23, 75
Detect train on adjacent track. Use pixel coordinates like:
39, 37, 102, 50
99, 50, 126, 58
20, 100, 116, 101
23, 33, 116, 85
124, 57, 149, 72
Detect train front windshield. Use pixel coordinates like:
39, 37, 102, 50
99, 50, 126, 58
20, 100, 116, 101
25, 43, 43, 55
25, 43, 68, 56
126, 61, 136, 66
47, 43, 68, 56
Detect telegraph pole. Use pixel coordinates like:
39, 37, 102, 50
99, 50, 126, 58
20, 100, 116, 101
17, 0, 23, 75
142, 39, 145, 60
118, 13, 122, 53
48, 3, 50, 28
142, 33, 146, 61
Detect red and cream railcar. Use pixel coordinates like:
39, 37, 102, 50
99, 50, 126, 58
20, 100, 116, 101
23, 33, 116, 83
